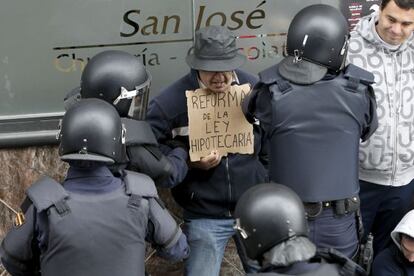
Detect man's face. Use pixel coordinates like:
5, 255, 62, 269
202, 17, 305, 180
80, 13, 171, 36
376, 0, 414, 45
198, 70, 233, 93
401, 235, 414, 262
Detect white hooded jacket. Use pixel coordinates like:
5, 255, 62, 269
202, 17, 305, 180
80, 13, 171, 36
347, 10, 414, 187
391, 210, 414, 251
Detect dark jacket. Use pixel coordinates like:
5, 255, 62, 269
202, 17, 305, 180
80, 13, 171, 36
372, 242, 414, 276
146, 69, 268, 218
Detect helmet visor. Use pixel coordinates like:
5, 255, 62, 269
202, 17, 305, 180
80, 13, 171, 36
112, 73, 151, 120
127, 85, 150, 120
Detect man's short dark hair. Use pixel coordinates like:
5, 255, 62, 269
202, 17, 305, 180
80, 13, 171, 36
381, 0, 414, 10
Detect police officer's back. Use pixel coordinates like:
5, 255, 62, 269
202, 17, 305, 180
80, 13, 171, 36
234, 183, 367, 275
243, 4, 378, 258
0, 99, 189, 276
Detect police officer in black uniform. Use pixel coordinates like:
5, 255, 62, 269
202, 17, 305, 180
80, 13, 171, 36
65, 50, 178, 186
234, 183, 367, 275
243, 4, 378, 258
0, 99, 189, 276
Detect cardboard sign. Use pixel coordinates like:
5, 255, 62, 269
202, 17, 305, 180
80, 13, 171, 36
186, 84, 254, 161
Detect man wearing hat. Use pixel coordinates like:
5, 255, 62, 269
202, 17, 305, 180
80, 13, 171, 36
146, 25, 268, 275
242, 4, 378, 260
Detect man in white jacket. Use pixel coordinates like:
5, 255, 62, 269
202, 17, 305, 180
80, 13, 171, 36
347, 0, 414, 255
371, 210, 414, 275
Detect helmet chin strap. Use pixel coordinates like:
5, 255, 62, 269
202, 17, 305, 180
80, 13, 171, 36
293, 49, 303, 63
56, 119, 62, 140
338, 36, 350, 71
340, 36, 349, 56
113, 87, 138, 105
293, 34, 308, 64
121, 124, 126, 145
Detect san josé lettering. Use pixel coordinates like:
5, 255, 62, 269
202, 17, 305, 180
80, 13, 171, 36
55, 2, 288, 74
120, 4, 265, 37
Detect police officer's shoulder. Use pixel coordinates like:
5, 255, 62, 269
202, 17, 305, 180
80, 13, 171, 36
258, 64, 280, 85
123, 170, 158, 198
26, 176, 68, 212
344, 64, 375, 85
121, 118, 158, 146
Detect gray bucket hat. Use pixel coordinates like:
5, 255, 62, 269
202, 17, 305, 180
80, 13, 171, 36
278, 56, 327, 85
186, 25, 246, 72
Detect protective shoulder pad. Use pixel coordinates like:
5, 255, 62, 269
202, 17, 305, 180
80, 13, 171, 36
121, 118, 159, 146
258, 64, 280, 85
123, 170, 158, 198
344, 64, 375, 85
26, 176, 68, 212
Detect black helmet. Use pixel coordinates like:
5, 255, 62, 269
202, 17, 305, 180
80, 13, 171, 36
286, 4, 349, 71
234, 183, 309, 261
80, 50, 151, 119
58, 98, 127, 164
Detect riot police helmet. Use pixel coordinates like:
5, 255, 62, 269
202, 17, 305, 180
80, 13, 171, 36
80, 50, 151, 119
286, 4, 349, 71
58, 98, 127, 164
234, 183, 309, 261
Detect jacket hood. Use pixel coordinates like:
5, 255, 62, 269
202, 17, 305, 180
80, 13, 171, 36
391, 210, 414, 251
353, 10, 414, 52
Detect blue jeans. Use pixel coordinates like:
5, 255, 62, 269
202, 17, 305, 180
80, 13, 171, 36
308, 208, 358, 258
183, 217, 258, 276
